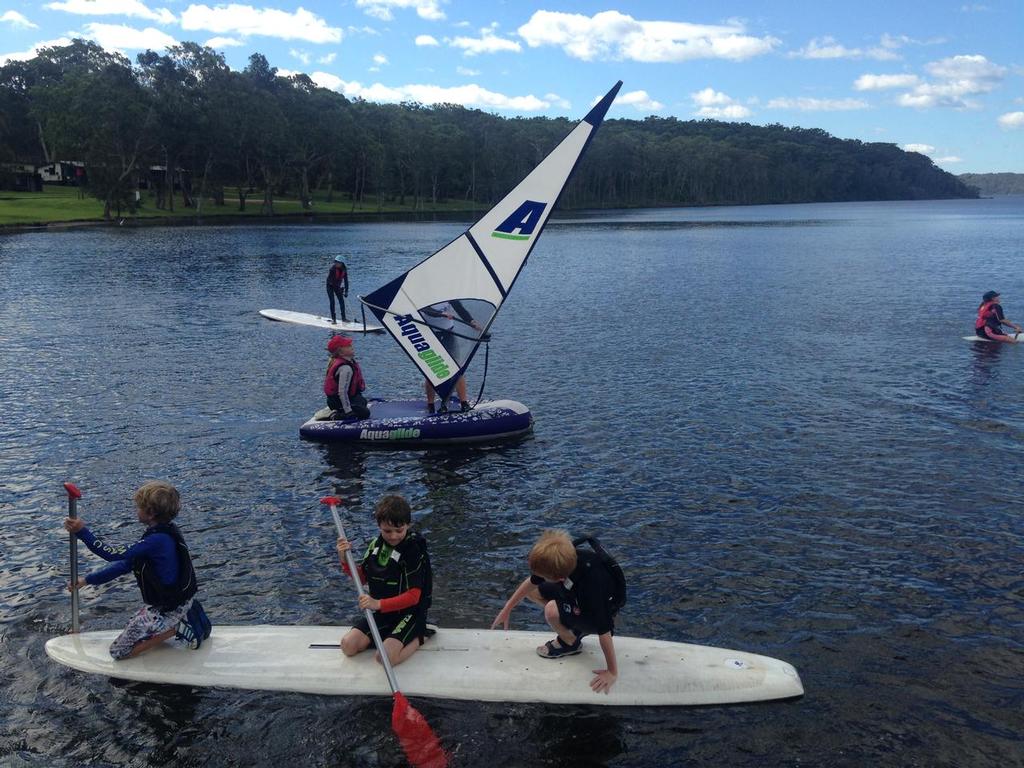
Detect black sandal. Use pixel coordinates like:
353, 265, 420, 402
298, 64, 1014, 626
536, 635, 582, 658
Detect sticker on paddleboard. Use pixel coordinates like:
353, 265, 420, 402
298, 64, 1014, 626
725, 658, 750, 670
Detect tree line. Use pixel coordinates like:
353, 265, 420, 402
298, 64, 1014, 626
0, 39, 978, 220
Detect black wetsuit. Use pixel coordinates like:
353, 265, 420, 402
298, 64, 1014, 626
352, 531, 431, 647
327, 263, 349, 322
533, 549, 617, 637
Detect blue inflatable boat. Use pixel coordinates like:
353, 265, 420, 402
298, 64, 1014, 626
300, 398, 533, 446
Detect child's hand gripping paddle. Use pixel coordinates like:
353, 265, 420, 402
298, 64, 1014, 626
321, 496, 447, 768
64, 482, 82, 633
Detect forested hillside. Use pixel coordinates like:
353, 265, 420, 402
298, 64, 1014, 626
958, 173, 1024, 195
0, 39, 978, 219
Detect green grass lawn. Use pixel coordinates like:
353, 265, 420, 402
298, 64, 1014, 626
0, 184, 479, 227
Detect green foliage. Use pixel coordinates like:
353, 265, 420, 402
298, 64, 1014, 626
0, 38, 978, 223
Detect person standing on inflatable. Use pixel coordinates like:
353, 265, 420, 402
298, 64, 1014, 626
62, 481, 211, 659
326, 256, 350, 324
975, 290, 1021, 342
421, 301, 480, 414
325, 335, 370, 420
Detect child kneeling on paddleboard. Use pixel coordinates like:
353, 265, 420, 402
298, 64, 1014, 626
324, 334, 370, 420
63, 481, 211, 659
491, 529, 625, 694
336, 494, 433, 668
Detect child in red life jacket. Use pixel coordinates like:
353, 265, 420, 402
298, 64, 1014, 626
326, 256, 349, 324
324, 335, 370, 420
335, 495, 433, 668
975, 290, 1021, 342
491, 529, 621, 694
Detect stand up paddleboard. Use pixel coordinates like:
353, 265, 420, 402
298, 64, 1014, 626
46, 626, 803, 706
963, 334, 1020, 343
300, 398, 532, 446
260, 309, 383, 333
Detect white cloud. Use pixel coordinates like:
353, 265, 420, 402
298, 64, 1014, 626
180, 4, 342, 44
615, 89, 662, 112
897, 54, 1006, 109
310, 74, 551, 111
1, 10, 39, 28
448, 24, 520, 56
82, 21, 178, 51
0, 36, 74, 65
373, 52, 388, 65
456, 65, 478, 76
518, 10, 777, 63
998, 111, 1024, 129
767, 96, 869, 111
355, 0, 444, 22
205, 36, 242, 47
46, 0, 175, 25
318, 52, 335, 64
289, 48, 310, 65
791, 36, 899, 61
544, 91, 571, 109
415, 34, 438, 46
935, 155, 962, 163
902, 143, 935, 154
854, 73, 920, 91
690, 87, 748, 119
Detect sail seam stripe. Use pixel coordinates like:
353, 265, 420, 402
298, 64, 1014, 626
465, 231, 507, 299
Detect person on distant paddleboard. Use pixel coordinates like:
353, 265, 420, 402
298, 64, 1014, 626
421, 301, 482, 414
326, 256, 350, 324
62, 481, 211, 659
335, 494, 433, 668
975, 290, 1021, 342
324, 334, 369, 420
491, 529, 621, 694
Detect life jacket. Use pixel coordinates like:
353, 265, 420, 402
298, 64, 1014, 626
327, 264, 347, 288
573, 535, 627, 616
360, 531, 431, 612
976, 301, 997, 330
133, 523, 198, 611
323, 357, 365, 397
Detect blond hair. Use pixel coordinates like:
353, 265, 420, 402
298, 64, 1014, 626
133, 481, 181, 524
528, 529, 577, 580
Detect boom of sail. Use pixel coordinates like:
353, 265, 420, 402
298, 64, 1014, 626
361, 81, 622, 400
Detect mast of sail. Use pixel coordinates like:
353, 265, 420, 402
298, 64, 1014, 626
362, 81, 623, 401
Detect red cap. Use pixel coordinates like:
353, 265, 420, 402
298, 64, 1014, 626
327, 335, 353, 353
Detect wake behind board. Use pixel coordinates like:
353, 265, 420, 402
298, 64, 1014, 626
300, 398, 532, 446
46, 626, 803, 706
260, 309, 383, 333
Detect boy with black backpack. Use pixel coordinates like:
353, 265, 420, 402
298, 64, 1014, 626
491, 529, 626, 694
335, 494, 433, 668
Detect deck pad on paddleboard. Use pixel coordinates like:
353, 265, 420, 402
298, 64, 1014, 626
259, 309, 383, 333
963, 334, 1020, 342
46, 625, 803, 706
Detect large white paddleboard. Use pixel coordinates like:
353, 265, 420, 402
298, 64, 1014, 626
260, 309, 383, 333
45, 626, 802, 706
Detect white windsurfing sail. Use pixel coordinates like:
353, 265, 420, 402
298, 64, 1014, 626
362, 81, 622, 400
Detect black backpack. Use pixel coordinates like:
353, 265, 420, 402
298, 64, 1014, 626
574, 535, 626, 615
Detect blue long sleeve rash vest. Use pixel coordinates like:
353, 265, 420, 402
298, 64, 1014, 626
76, 526, 179, 587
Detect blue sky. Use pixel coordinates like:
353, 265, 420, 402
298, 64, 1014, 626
2, 0, 1022, 172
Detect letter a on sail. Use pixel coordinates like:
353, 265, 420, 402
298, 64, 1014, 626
362, 81, 623, 400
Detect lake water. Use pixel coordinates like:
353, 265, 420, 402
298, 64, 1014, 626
1, 198, 1022, 767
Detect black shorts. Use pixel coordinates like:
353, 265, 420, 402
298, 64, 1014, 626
537, 582, 601, 637
353, 610, 426, 648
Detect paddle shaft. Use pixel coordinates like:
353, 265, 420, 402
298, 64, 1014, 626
329, 503, 401, 693
65, 484, 80, 633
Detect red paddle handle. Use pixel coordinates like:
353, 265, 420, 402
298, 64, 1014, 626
64, 482, 82, 500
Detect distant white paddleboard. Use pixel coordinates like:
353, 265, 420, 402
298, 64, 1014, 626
259, 309, 383, 333
45, 625, 803, 706
963, 334, 1020, 343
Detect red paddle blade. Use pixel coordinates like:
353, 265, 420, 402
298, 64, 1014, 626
392, 692, 448, 768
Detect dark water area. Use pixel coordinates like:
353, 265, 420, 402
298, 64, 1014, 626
1, 198, 1022, 767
